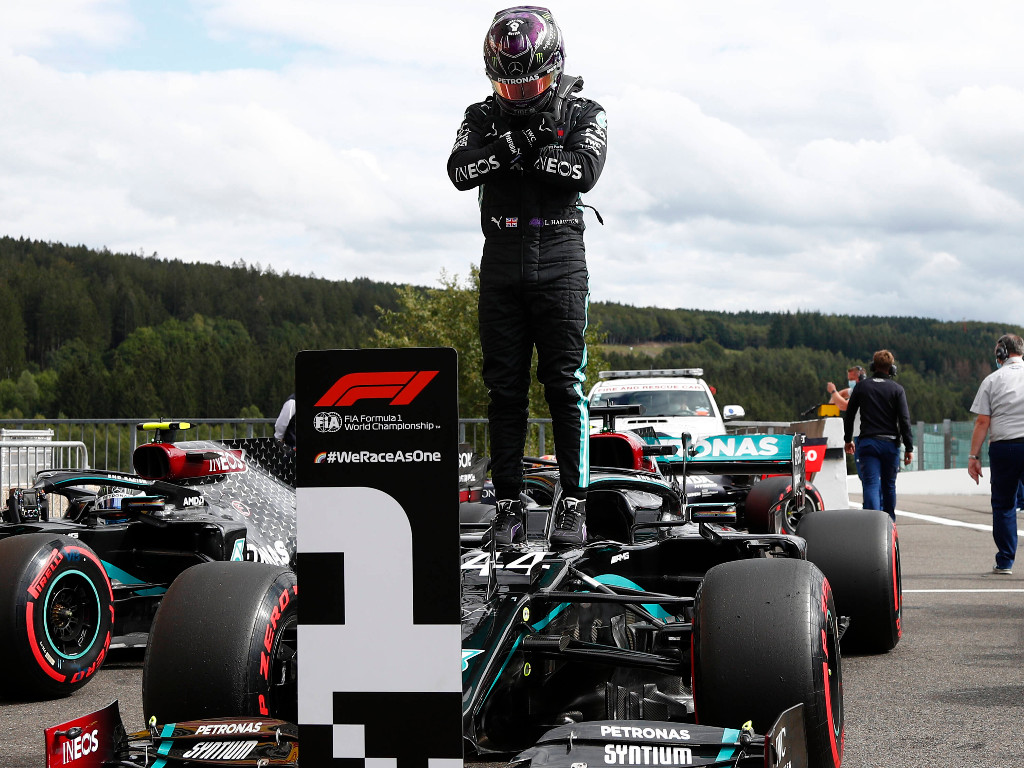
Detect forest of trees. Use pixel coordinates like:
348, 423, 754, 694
0, 237, 1016, 424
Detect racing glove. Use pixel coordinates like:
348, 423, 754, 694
493, 112, 558, 167
492, 129, 531, 166
523, 111, 558, 148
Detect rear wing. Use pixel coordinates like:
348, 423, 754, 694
658, 432, 807, 503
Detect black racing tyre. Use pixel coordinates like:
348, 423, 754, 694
693, 558, 843, 768
143, 562, 297, 723
745, 477, 822, 535
797, 508, 901, 653
0, 533, 114, 699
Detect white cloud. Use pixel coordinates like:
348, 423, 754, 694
3, 1, 1024, 324
0, 1, 133, 52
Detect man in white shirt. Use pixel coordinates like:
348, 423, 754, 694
968, 333, 1024, 575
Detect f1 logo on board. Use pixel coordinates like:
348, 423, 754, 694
316, 371, 438, 407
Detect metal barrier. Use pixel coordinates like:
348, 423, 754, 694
458, 418, 549, 458
0, 419, 277, 474
0, 435, 89, 498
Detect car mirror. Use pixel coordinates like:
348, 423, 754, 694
722, 405, 745, 421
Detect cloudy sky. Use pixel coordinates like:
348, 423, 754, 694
4, 1, 1024, 325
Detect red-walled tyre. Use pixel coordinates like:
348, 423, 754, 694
798, 508, 902, 653
143, 562, 297, 723
745, 477, 825, 534
693, 558, 843, 768
0, 533, 114, 699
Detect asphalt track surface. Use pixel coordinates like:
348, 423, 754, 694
2, 494, 1022, 767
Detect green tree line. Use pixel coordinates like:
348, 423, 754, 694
0, 237, 1015, 423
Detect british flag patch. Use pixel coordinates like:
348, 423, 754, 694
505, 217, 518, 228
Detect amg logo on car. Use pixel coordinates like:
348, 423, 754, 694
316, 371, 438, 407
603, 745, 693, 765
181, 740, 258, 760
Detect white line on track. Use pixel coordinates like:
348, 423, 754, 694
905, 593, 1024, 598
849, 500, 1024, 535
895, 508, 1024, 534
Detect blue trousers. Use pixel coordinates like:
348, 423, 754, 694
988, 441, 1024, 570
857, 437, 900, 519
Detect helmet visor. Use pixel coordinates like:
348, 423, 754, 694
490, 69, 559, 102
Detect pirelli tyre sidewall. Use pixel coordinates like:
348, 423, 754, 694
0, 533, 114, 698
797, 508, 902, 653
692, 558, 843, 768
143, 561, 297, 724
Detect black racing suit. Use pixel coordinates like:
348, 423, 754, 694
447, 91, 608, 501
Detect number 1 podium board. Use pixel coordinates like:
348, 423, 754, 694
295, 348, 462, 767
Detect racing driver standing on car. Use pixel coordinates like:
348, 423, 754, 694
447, 7, 607, 548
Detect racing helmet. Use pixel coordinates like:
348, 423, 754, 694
484, 6, 564, 116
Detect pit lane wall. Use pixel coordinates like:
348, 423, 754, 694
731, 417, 989, 500
848, 468, 991, 496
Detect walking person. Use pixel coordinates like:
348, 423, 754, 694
447, 6, 608, 548
843, 350, 914, 519
967, 333, 1024, 575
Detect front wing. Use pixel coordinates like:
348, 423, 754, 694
44, 701, 298, 767
45, 701, 804, 768
510, 705, 809, 768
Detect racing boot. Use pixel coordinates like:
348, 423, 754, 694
488, 499, 526, 547
550, 496, 586, 548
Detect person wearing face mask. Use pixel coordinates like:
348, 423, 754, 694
967, 333, 1024, 575
447, 7, 608, 549
844, 350, 914, 519
827, 365, 867, 477
826, 366, 867, 412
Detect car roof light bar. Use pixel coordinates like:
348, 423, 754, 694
598, 369, 704, 379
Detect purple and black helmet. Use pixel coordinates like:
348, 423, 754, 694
484, 6, 564, 116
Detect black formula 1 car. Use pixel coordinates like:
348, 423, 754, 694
136, 409, 902, 768
0, 422, 296, 700
468, 406, 901, 653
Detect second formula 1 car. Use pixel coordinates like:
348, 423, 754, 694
0, 423, 296, 700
